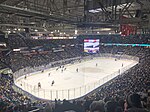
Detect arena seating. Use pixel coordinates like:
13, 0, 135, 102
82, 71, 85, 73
79, 34, 150, 44
0, 34, 150, 112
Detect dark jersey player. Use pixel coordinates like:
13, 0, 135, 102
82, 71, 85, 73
51, 80, 55, 86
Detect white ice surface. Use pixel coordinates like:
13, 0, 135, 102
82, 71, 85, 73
15, 57, 138, 100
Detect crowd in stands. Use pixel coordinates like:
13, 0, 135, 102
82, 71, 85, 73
0, 73, 36, 111
6, 34, 82, 72
79, 34, 150, 44
70, 46, 150, 112
52, 45, 150, 112
0, 33, 149, 112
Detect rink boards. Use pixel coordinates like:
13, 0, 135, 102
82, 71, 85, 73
15, 57, 138, 100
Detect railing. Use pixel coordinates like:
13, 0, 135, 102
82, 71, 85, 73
13, 54, 139, 101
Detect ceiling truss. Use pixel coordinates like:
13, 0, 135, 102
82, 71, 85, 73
0, 0, 150, 33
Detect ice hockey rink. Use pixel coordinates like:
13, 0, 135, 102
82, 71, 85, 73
15, 57, 138, 100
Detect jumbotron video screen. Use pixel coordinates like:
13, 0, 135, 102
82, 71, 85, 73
84, 39, 99, 53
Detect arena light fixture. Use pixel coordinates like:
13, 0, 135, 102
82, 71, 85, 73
44, 29, 47, 31
89, 9, 100, 13
8, 31, 11, 34
100, 28, 112, 31
75, 29, 78, 34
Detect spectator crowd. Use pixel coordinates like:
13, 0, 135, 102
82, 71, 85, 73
0, 33, 150, 112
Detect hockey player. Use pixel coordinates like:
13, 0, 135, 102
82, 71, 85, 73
96, 63, 98, 67
38, 82, 41, 88
76, 68, 78, 72
51, 80, 55, 86
48, 73, 51, 77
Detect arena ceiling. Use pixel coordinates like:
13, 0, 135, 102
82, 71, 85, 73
0, 0, 150, 34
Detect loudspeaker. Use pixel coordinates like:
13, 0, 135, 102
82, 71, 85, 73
135, 10, 141, 17
25, 28, 29, 33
